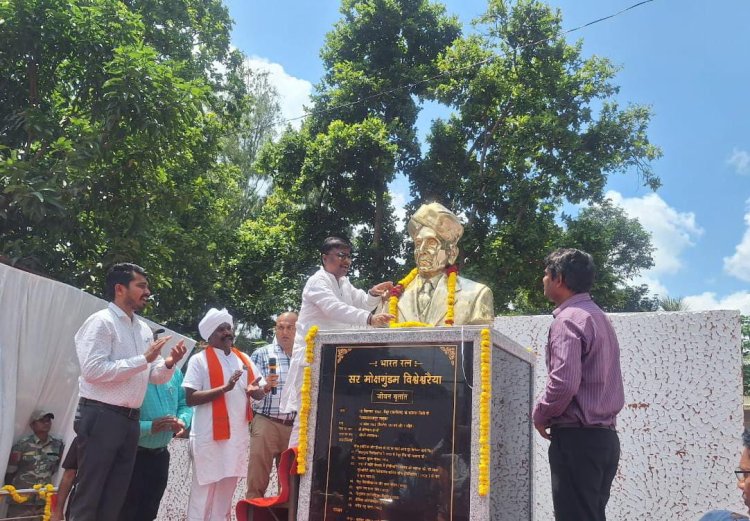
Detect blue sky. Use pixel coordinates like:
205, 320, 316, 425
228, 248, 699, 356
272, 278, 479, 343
225, 0, 750, 312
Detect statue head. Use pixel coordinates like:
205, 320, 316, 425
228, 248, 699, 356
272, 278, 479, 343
407, 202, 463, 278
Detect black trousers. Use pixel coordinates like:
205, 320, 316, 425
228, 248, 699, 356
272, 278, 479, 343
119, 447, 171, 521
548, 427, 620, 521
68, 401, 140, 521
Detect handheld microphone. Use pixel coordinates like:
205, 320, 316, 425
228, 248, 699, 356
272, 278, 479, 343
268, 357, 277, 395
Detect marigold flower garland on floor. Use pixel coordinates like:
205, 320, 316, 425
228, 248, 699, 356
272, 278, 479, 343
388, 265, 458, 327
478, 328, 491, 496
297, 325, 319, 474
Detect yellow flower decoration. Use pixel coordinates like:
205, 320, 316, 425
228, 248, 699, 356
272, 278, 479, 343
34, 484, 55, 521
388, 266, 458, 327
478, 328, 492, 496
297, 325, 319, 474
389, 321, 432, 328
2, 484, 29, 504
445, 270, 457, 325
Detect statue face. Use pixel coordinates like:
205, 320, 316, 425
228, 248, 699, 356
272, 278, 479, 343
414, 226, 451, 278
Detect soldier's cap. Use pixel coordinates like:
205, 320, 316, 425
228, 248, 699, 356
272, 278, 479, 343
29, 410, 54, 423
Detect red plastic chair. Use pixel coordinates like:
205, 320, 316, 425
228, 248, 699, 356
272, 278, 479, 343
236, 447, 300, 521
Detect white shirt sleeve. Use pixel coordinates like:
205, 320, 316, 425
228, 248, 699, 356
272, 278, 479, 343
305, 279, 372, 326
343, 278, 381, 310
182, 354, 207, 391
148, 355, 175, 384
75, 315, 148, 383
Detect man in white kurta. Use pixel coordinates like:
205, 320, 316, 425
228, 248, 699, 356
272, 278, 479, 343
279, 237, 394, 447
183, 308, 267, 521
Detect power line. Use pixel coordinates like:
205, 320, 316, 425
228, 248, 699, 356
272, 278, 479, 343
257, 0, 657, 130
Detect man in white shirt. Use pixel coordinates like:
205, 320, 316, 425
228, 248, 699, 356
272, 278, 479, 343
70, 263, 187, 521
183, 308, 269, 521
280, 236, 394, 447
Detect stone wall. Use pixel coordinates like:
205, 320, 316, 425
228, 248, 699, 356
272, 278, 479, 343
157, 311, 744, 520
494, 310, 744, 520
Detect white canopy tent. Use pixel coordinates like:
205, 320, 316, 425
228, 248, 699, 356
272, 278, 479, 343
0, 262, 196, 481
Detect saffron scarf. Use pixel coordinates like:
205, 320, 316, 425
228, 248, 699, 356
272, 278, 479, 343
205, 346, 256, 441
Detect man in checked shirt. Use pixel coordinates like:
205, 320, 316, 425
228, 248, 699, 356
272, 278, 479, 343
533, 248, 624, 521
246, 312, 297, 499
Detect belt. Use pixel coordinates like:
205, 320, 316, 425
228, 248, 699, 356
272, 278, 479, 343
550, 422, 616, 431
257, 413, 294, 427
137, 446, 168, 454
79, 397, 140, 420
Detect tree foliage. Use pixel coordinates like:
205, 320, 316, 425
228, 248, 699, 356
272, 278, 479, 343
2, 0, 664, 340
243, 0, 462, 329
409, 0, 661, 312
0, 0, 279, 332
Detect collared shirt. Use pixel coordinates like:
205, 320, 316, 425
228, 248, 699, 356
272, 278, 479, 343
250, 343, 295, 421
280, 267, 381, 414
138, 370, 193, 449
75, 302, 175, 408
532, 293, 625, 428
6, 434, 64, 503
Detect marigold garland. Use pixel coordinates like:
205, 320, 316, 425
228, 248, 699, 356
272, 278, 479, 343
1, 483, 54, 521
297, 325, 319, 474
389, 265, 458, 327
478, 328, 492, 496
34, 484, 55, 521
2, 484, 29, 504
389, 321, 432, 328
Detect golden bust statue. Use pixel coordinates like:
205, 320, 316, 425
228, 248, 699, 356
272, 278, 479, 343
386, 202, 494, 326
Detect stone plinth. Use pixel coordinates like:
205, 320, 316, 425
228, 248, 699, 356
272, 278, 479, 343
297, 326, 534, 521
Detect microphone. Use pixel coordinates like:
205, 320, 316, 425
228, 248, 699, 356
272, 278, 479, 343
268, 357, 277, 395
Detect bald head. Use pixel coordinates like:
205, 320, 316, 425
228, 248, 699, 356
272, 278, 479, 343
275, 312, 297, 354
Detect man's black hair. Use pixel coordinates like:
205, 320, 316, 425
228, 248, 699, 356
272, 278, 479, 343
105, 263, 147, 300
320, 236, 352, 254
544, 248, 595, 294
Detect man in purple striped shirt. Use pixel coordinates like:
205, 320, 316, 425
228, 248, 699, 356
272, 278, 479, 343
533, 248, 624, 521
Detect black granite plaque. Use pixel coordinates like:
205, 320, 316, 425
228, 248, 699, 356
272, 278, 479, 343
308, 342, 473, 521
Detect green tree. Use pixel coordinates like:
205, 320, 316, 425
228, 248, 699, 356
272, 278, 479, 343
0, 0, 250, 332
244, 0, 462, 332
561, 201, 657, 312
220, 63, 282, 220
293, 0, 460, 278
411, 0, 661, 311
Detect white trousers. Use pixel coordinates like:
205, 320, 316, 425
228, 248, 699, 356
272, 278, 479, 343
186, 474, 239, 521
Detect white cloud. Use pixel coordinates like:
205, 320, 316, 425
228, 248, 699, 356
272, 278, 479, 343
723, 202, 750, 282
245, 56, 313, 129
727, 148, 750, 175
631, 274, 669, 299
606, 190, 703, 276
390, 190, 407, 227
683, 291, 750, 314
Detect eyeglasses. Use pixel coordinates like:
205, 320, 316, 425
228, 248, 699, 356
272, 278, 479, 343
735, 469, 750, 482
330, 252, 353, 260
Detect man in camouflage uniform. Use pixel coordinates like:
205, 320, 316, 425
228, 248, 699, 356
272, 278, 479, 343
4, 410, 65, 518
